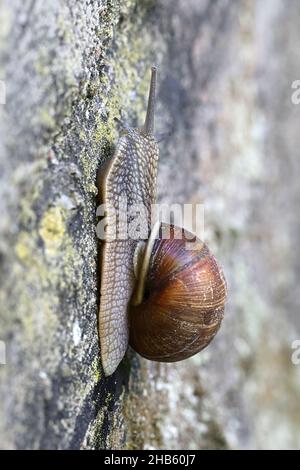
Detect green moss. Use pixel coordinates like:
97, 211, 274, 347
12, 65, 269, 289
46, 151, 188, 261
38, 109, 56, 130
15, 197, 84, 296
39, 207, 66, 256
11, 226, 61, 349
15, 231, 36, 263
90, 356, 102, 383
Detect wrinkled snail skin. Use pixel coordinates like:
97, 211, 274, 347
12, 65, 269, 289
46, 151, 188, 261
98, 67, 159, 376
129, 224, 227, 362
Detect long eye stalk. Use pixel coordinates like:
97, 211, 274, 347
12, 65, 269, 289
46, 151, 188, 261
143, 66, 157, 135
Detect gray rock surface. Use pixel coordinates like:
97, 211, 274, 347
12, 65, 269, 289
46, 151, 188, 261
0, 0, 299, 449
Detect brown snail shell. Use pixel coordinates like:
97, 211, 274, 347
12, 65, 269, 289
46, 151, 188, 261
129, 223, 227, 362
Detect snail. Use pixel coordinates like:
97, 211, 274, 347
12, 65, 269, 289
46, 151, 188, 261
97, 67, 227, 376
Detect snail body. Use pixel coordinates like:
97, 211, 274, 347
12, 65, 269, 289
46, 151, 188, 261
98, 68, 227, 376
98, 68, 159, 376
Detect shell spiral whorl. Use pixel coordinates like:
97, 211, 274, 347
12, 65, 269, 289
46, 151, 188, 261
129, 223, 227, 362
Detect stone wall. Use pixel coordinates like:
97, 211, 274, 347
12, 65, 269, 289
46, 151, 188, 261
0, 0, 299, 449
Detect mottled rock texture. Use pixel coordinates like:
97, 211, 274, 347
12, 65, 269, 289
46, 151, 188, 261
0, 0, 299, 449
